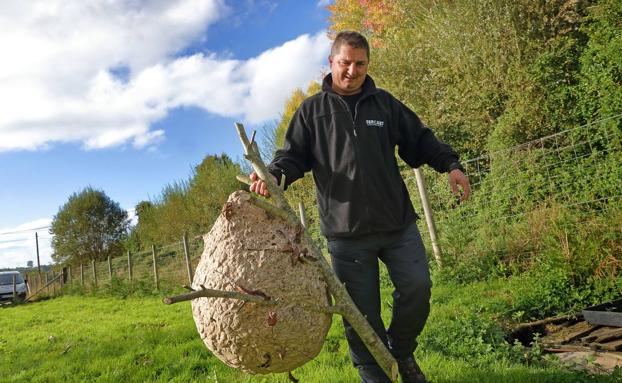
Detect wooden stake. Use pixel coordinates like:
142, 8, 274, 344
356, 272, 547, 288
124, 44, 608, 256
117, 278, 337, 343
298, 202, 307, 229
92, 259, 97, 288
182, 232, 193, 284
127, 251, 133, 284
108, 255, 113, 281
413, 168, 442, 267
152, 244, 160, 290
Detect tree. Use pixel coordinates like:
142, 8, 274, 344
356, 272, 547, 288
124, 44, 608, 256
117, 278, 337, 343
50, 187, 129, 265
328, 0, 592, 156
131, 154, 242, 249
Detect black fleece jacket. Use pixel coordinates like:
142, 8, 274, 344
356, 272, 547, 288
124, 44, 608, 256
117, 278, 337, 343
268, 74, 459, 238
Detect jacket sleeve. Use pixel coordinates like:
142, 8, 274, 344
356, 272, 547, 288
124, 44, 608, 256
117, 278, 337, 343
267, 106, 313, 189
393, 96, 459, 172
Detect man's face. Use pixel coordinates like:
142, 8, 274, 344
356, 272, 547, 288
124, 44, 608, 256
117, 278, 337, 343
329, 44, 369, 96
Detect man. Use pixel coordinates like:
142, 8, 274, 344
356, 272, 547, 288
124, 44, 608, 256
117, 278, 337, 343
250, 31, 470, 383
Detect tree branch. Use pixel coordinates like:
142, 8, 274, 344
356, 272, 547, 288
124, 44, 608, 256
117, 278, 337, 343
163, 286, 341, 315
235, 175, 292, 221
163, 287, 275, 305
235, 123, 292, 213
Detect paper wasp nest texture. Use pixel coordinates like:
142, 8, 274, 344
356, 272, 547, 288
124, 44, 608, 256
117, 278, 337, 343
191, 191, 332, 374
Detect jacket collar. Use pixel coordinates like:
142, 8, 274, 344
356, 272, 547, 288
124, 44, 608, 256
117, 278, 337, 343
322, 73, 379, 98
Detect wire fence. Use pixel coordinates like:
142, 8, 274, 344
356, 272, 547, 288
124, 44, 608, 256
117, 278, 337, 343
21, 114, 622, 298
24, 234, 205, 300
408, 113, 622, 267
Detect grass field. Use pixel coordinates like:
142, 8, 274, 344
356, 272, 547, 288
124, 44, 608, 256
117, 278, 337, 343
0, 283, 619, 383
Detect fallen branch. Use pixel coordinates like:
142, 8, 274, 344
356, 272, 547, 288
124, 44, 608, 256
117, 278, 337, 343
26, 273, 63, 302
513, 313, 583, 333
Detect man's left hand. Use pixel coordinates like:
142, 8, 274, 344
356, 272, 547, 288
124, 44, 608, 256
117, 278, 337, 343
448, 169, 470, 202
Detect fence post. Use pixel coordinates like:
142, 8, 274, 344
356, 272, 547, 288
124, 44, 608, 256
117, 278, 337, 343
413, 168, 443, 268
68, 266, 72, 284
182, 232, 193, 284
152, 245, 159, 290
108, 255, 113, 281
36, 232, 41, 274
127, 251, 133, 284
80, 264, 84, 287
12, 274, 16, 300
92, 259, 97, 288
59, 269, 64, 296
25, 272, 30, 295
52, 270, 56, 295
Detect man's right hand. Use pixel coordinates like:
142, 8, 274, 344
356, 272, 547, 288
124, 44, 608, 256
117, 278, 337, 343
249, 172, 277, 197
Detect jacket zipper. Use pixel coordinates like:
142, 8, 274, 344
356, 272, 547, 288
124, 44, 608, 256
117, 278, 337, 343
338, 95, 373, 224
337, 97, 358, 138
354, 99, 372, 222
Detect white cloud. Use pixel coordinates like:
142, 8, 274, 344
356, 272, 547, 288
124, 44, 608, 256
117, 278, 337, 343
0, 219, 53, 269
0, 209, 138, 269
317, 0, 332, 7
0, 0, 331, 152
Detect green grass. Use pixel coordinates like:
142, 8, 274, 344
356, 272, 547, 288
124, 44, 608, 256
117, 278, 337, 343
0, 282, 619, 383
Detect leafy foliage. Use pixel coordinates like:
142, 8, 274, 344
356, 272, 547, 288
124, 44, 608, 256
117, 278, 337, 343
50, 187, 129, 265
129, 154, 241, 249
321, 0, 622, 316
327, 0, 616, 157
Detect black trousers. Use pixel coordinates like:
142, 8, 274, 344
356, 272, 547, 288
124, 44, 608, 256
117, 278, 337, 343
328, 222, 431, 382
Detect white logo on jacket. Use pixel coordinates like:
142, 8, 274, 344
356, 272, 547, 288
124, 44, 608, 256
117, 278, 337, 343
366, 119, 385, 127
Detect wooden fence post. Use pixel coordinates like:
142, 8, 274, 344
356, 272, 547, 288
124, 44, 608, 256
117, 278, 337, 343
413, 168, 443, 268
29, 272, 34, 295
92, 259, 97, 288
108, 255, 113, 281
52, 270, 56, 295
127, 251, 133, 284
12, 275, 16, 300
182, 232, 193, 284
68, 266, 72, 284
80, 264, 84, 287
152, 245, 159, 290
25, 273, 30, 296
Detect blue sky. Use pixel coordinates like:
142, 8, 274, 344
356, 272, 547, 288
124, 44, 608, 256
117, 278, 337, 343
0, 0, 333, 268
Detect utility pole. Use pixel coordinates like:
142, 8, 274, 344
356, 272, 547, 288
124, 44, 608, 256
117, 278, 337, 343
35, 232, 41, 273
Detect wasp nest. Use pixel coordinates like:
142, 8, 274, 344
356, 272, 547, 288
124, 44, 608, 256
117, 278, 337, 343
191, 191, 332, 374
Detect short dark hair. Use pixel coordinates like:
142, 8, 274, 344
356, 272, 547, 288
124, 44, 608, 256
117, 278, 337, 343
331, 31, 370, 60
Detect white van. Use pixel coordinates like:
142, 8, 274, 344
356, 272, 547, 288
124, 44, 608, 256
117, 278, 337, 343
0, 271, 28, 302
